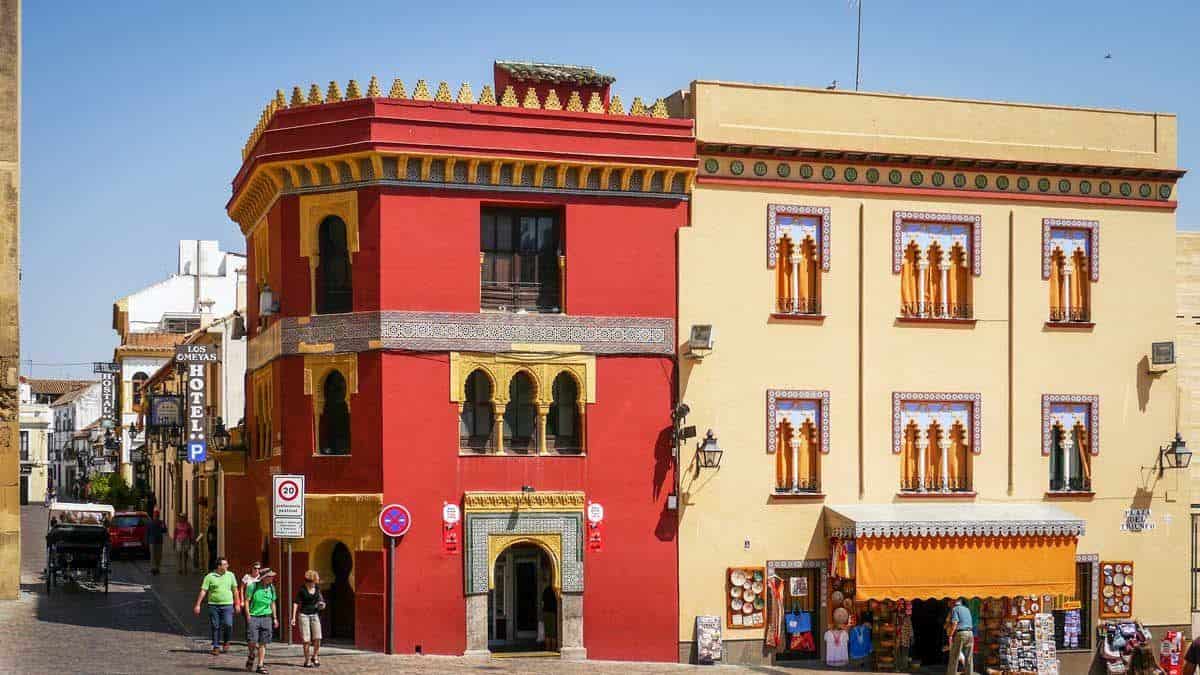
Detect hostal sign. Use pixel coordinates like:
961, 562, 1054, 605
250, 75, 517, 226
93, 362, 120, 430
175, 344, 218, 463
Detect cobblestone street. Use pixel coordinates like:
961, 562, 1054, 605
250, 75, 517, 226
0, 505, 808, 674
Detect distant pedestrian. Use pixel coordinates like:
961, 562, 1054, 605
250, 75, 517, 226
1183, 635, 1200, 675
244, 569, 279, 674
146, 510, 166, 575
205, 516, 218, 571
290, 570, 326, 668
194, 556, 237, 655
174, 514, 194, 574
239, 561, 262, 609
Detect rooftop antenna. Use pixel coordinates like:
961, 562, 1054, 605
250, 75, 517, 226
852, 0, 863, 90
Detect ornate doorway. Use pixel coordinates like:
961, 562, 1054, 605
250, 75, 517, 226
489, 543, 557, 652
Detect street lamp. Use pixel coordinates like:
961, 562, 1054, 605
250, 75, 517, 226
695, 430, 724, 470
1158, 433, 1192, 477
211, 417, 231, 452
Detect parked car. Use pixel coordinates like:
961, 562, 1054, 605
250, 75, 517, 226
107, 511, 149, 558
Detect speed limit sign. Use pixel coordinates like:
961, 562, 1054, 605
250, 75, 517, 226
272, 474, 305, 539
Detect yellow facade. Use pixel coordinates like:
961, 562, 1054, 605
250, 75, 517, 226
677, 81, 1185, 664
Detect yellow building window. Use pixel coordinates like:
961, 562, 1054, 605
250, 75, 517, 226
768, 205, 829, 317
893, 394, 979, 494
1042, 395, 1098, 494
767, 390, 829, 494
893, 212, 980, 321
1044, 219, 1099, 325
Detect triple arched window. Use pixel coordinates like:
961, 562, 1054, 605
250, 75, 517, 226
459, 367, 584, 455
316, 216, 353, 315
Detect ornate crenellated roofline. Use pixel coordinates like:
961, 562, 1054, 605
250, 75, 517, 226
241, 76, 674, 162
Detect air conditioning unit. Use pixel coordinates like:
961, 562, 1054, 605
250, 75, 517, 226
1148, 341, 1176, 373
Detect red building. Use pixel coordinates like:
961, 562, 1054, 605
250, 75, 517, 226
223, 62, 694, 661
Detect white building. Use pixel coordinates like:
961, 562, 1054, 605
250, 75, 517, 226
111, 240, 246, 483
46, 380, 100, 500
17, 379, 63, 503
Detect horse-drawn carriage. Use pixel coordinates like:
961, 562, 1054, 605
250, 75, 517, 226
45, 502, 113, 593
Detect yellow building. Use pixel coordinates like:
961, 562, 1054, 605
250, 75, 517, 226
673, 81, 1186, 669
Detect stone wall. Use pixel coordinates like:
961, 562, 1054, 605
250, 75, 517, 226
0, 0, 19, 600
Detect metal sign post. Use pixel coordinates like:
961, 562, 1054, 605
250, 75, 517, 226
378, 504, 411, 655
272, 474, 306, 646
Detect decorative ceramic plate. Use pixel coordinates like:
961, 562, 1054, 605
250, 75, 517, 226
754, 597, 765, 610
754, 570, 764, 582
752, 581, 763, 594
731, 586, 741, 598
730, 570, 747, 586
743, 580, 753, 591
1103, 564, 1113, 572
1124, 576, 1133, 586
1124, 565, 1133, 574
832, 591, 844, 604
1122, 603, 1130, 612
731, 598, 743, 611
1102, 586, 1113, 598
743, 589, 756, 602
742, 602, 754, 614
1122, 587, 1131, 595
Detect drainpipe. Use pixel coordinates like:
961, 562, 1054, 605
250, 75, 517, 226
857, 204, 865, 499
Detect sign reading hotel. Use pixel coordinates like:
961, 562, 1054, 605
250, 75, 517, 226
94, 362, 119, 430
175, 344, 217, 463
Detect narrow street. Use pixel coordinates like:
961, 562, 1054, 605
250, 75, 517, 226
1, 505, 800, 674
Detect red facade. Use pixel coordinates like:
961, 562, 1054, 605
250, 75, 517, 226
225, 65, 693, 661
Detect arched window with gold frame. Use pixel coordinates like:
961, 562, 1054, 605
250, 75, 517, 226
503, 371, 538, 454
316, 216, 353, 315
318, 370, 351, 455
547, 372, 582, 454
460, 369, 495, 453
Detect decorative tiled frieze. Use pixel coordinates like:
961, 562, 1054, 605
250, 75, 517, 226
463, 491, 587, 513
1042, 219, 1100, 281
834, 519, 1085, 539
1042, 394, 1100, 457
464, 511, 583, 595
893, 212, 982, 276
767, 390, 831, 455
767, 204, 831, 271
700, 155, 1179, 205
247, 311, 674, 369
892, 392, 982, 455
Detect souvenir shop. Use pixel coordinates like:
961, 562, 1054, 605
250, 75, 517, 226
763, 504, 1090, 673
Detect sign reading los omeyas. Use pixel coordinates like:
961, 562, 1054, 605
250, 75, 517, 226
174, 344, 218, 463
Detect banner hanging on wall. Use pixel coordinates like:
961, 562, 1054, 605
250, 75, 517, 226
94, 362, 119, 430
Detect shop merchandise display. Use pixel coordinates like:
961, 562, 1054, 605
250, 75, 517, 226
1033, 612, 1060, 675
825, 625, 850, 667
849, 616, 873, 665
1100, 561, 1134, 619
1159, 630, 1182, 675
1099, 620, 1153, 675
726, 567, 765, 629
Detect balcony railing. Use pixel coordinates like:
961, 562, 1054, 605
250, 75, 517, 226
900, 302, 973, 320
774, 479, 821, 495
481, 281, 561, 313
775, 298, 822, 315
900, 476, 973, 493
1049, 307, 1091, 323
1049, 476, 1092, 492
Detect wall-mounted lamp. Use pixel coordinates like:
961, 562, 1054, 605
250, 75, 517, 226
258, 284, 278, 317
684, 325, 715, 361
696, 429, 723, 470
211, 417, 231, 452
1158, 433, 1192, 477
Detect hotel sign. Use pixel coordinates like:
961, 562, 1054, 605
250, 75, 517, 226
175, 345, 218, 463
94, 362, 119, 430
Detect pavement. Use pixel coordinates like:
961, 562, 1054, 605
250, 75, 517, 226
1, 504, 830, 674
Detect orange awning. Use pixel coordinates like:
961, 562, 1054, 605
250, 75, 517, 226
825, 504, 1084, 601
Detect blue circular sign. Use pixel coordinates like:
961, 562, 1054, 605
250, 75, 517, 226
378, 504, 412, 538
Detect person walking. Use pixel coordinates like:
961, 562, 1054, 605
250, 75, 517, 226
193, 556, 238, 655
146, 510, 166, 575
244, 569, 279, 674
945, 597, 974, 675
239, 561, 262, 610
204, 515, 218, 571
174, 514, 194, 574
290, 570, 326, 668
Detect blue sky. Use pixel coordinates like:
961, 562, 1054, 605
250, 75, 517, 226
20, 0, 1198, 378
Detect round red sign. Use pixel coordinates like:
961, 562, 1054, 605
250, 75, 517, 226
378, 503, 412, 538
276, 479, 300, 502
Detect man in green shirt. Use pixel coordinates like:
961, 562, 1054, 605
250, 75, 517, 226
243, 569, 279, 674
193, 557, 237, 655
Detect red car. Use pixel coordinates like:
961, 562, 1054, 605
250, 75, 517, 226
108, 511, 150, 558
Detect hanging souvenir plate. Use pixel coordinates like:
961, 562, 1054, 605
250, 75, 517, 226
753, 570, 764, 582
832, 591, 844, 605
752, 581, 763, 594
731, 586, 741, 598
1122, 603, 1130, 612
731, 570, 747, 587
1122, 587, 1130, 595
743, 588, 755, 602
743, 580, 753, 591
1124, 564, 1132, 574
1103, 586, 1113, 597
1124, 576, 1133, 587
1113, 573, 1125, 586
1103, 564, 1113, 572
742, 602, 754, 615
754, 597, 765, 610
731, 598, 743, 611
